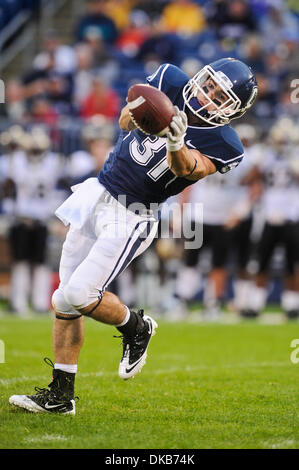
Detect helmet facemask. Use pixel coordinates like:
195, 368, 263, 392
183, 65, 243, 126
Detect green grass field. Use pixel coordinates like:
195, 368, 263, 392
0, 313, 299, 449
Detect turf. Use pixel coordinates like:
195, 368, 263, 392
0, 314, 299, 449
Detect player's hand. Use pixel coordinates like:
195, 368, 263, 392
166, 106, 188, 152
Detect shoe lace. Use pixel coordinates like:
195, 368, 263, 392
113, 309, 147, 357
33, 386, 55, 399
33, 357, 79, 402
113, 330, 144, 353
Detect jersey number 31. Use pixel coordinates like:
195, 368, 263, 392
129, 136, 169, 182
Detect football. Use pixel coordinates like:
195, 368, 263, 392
127, 84, 176, 136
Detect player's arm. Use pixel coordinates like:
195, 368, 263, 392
167, 146, 217, 181
166, 108, 217, 181
119, 104, 137, 131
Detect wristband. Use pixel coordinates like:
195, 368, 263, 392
166, 137, 184, 152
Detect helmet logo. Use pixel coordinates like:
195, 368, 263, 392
215, 71, 233, 89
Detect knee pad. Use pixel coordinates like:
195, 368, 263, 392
63, 284, 89, 310
52, 288, 77, 315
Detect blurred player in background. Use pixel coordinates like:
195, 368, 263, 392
0, 126, 26, 214
225, 123, 263, 316
9, 58, 257, 415
175, 123, 261, 319
1, 127, 66, 314
243, 118, 299, 319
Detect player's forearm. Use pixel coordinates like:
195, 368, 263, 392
167, 145, 198, 177
167, 146, 217, 180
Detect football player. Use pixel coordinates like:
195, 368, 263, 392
0, 125, 26, 211
9, 58, 257, 415
3, 127, 66, 314
241, 118, 299, 319
175, 128, 259, 320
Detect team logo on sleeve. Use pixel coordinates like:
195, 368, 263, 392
220, 160, 241, 173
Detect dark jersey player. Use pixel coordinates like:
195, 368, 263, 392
9, 58, 258, 415
100, 62, 252, 208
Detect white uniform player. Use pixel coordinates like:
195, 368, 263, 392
176, 144, 256, 317
244, 118, 299, 318
4, 128, 66, 314
0, 126, 27, 215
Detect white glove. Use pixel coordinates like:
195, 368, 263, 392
166, 106, 188, 152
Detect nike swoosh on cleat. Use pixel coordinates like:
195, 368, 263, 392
125, 358, 143, 374
44, 402, 66, 410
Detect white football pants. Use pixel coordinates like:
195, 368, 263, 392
53, 184, 159, 315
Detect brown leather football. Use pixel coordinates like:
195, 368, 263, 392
127, 84, 176, 136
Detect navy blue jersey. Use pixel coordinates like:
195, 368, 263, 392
98, 64, 244, 208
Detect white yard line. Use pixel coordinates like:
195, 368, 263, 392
0, 375, 45, 386
263, 439, 296, 449
10, 351, 42, 358
0, 361, 290, 386
24, 434, 68, 443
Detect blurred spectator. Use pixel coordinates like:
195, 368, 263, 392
116, 9, 151, 57
238, 34, 266, 74
160, 0, 206, 36
133, 0, 169, 21
4, 78, 52, 121
28, 97, 59, 126
250, 72, 277, 121
80, 75, 120, 120
104, 0, 138, 30
136, 19, 183, 66
45, 72, 73, 116
278, 35, 299, 74
180, 58, 204, 78
72, 43, 95, 109
259, 3, 299, 49
81, 28, 120, 82
287, 0, 299, 17
75, 0, 118, 44
264, 50, 290, 97
32, 31, 77, 75
207, 0, 257, 41
5, 80, 26, 121
68, 116, 115, 185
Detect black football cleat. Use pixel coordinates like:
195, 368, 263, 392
116, 309, 158, 380
285, 310, 299, 320
9, 358, 77, 415
240, 309, 259, 319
